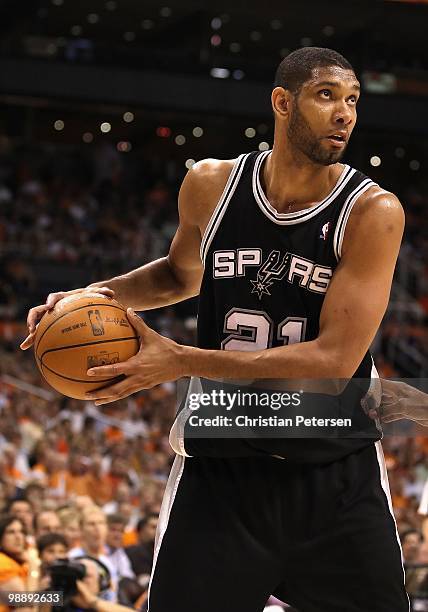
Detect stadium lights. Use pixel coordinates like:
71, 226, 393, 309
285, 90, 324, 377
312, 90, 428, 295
117, 141, 132, 152
100, 122, 111, 133
185, 159, 196, 169
54, 120, 64, 131
192, 127, 203, 137
82, 132, 93, 143
370, 156, 381, 167
245, 128, 256, 138
409, 160, 420, 170
156, 127, 171, 138
210, 67, 229, 78
175, 135, 186, 145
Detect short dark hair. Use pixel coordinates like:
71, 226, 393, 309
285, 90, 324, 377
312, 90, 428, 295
107, 513, 127, 527
37, 532, 69, 556
136, 513, 158, 532
274, 47, 354, 95
401, 528, 423, 544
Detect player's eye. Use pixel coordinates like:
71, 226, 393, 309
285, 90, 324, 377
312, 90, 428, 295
348, 95, 358, 104
319, 89, 331, 98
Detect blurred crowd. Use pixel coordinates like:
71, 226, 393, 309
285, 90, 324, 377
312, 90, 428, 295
0, 137, 427, 610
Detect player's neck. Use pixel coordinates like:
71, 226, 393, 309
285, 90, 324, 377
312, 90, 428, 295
264, 145, 342, 213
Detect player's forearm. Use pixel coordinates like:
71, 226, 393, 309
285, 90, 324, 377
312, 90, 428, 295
182, 340, 347, 380
87, 257, 197, 310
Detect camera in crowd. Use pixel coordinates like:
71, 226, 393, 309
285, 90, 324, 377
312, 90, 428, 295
48, 559, 86, 604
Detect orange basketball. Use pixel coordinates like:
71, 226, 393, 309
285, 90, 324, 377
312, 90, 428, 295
34, 293, 139, 399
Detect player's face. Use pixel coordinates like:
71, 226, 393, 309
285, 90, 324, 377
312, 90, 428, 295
287, 67, 360, 166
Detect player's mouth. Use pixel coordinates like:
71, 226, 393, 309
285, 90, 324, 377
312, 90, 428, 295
325, 133, 347, 148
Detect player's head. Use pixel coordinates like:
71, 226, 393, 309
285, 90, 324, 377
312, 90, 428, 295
272, 47, 359, 165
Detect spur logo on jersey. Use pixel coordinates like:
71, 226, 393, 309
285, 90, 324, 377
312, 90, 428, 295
213, 248, 332, 298
250, 250, 290, 299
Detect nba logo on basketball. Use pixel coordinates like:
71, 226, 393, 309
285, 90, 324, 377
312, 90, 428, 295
320, 221, 331, 241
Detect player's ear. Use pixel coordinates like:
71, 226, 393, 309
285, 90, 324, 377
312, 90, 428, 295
271, 87, 291, 118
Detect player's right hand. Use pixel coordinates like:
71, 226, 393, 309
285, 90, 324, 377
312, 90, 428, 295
20, 286, 115, 350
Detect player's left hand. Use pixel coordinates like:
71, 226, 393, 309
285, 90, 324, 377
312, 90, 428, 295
85, 308, 187, 405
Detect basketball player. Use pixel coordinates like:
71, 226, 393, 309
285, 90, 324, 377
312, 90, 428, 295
22, 48, 415, 611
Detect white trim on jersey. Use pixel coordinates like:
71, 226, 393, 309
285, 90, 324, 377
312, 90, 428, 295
333, 179, 377, 260
252, 150, 356, 225
375, 441, 411, 612
200, 153, 249, 266
147, 454, 186, 611
169, 377, 204, 458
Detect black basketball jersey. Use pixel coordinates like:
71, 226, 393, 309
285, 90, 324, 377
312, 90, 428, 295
196, 150, 382, 462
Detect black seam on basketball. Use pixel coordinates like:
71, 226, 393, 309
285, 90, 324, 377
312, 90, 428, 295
41, 361, 118, 384
40, 335, 139, 362
35, 303, 128, 354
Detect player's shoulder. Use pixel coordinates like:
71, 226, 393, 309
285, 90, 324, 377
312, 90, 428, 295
354, 184, 403, 215
178, 157, 239, 222
186, 157, 237, 188
343, 182, 405, 254
350, 182, 404, 225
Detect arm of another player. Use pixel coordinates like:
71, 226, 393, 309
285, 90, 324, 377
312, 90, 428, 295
370, 379, 428, 426
84, 189, 405, 403
20, 169, 204, 350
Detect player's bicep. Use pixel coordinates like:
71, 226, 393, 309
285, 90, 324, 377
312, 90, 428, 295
167, 170, 204, 294
317, 193, 404, 376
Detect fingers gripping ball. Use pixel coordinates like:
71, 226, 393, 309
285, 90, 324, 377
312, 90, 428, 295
34, 294, 139, 399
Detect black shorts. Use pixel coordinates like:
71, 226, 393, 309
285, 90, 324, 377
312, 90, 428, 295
147, 442, 409, 612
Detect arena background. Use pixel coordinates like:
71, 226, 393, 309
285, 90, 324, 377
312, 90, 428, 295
0, 0, 427, 610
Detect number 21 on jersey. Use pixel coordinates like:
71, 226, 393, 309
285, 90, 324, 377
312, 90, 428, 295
222, 308, 307, 351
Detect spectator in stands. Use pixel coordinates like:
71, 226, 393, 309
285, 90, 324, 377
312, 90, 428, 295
34, 510, 61, 539
36, 532, 68, 577
70, 558, 132, 612
0, 516, 28, 591
58, 508, 81, 548
23, 483, 45, 514
106, 514, 134, 581
401, 528, 424, 565
68, 506, 118, 601
125, 514, 157, 583
7, 500, 34, 535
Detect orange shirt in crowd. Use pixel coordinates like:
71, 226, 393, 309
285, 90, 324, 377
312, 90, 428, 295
0, 552, 28, 612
